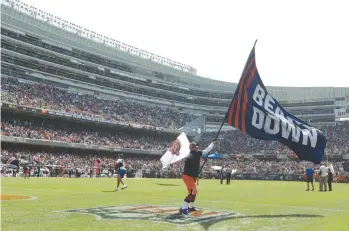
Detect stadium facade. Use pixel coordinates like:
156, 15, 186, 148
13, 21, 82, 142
1, 0, 349, 134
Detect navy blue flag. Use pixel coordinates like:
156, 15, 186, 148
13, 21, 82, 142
227, 41, 327, 164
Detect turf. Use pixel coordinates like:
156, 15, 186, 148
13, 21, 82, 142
1, 178, 349, 231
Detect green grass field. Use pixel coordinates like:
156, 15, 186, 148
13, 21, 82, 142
1, 178, 349, 231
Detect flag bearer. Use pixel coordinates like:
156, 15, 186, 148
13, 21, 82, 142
179, 139, 216, 215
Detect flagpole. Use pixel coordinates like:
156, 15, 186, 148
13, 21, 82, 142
326, 149, 329, 166
326, 127, 329, 167
324, 144, 329, 180
198, 40, 258, 178
198, 110, 229, 177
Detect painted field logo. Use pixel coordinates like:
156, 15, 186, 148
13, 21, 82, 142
64, 205, 239, 225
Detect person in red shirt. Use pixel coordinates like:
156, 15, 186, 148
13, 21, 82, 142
24, 166, 29, 179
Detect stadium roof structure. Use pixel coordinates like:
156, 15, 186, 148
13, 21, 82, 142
1, 0, 197, 74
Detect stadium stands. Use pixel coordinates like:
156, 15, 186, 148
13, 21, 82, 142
1, 76, 196, 129
1, 114, 170, 151
1, 148, 348, 177
2, 110, 349, 156
199, 123, 349, 156
0, 25, 338, 123
1, 0, 348, 179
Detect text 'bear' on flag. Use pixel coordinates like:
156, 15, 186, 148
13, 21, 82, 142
160, 132, 190, 169
227, 40, 327, 164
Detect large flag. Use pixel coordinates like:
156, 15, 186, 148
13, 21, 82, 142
227, 41, 327, 164
160, 132, 190, 169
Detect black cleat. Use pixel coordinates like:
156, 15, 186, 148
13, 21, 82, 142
178, 207, 189, 215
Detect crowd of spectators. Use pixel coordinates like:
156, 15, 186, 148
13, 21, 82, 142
1, 75, 349, 178
325, 124, 349, 155
1, 149, 348, 176
1, 117, 169, 151
199, 122, 349, 156
1, 76, 196, 129
200, 159, 348, 176
2, 115, 349, 155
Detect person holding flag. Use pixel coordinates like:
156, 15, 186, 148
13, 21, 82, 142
179, 139, 216, 215
198, 40, 327, 187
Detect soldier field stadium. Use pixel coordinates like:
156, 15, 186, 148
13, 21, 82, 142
1, 1, 349, 231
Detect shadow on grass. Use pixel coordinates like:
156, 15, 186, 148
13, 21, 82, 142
101, 190, 116, 193
154, 183, 180, 187
200, 214, 324, 230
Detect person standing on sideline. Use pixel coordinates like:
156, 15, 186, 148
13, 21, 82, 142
319, 163, 328, 192
179, 140, 216, 215
220, 166, 225, 184
327, 168, 333, 191
305, 166, 315, 191
226, 167, 232, 185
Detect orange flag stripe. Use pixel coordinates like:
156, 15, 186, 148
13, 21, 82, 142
234, 57, 255, 129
